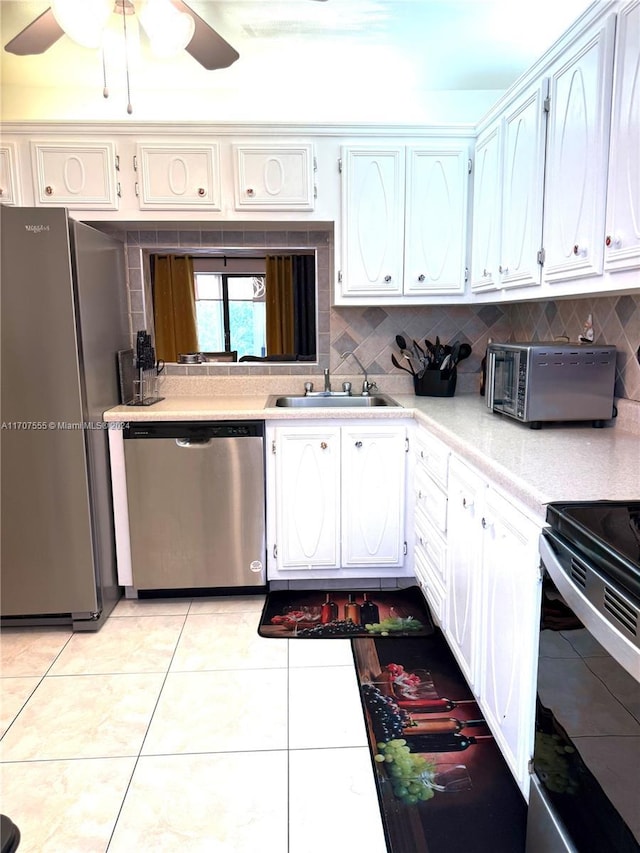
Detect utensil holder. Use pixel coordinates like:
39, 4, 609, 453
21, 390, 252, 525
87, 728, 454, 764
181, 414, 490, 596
414, 367, 457, 397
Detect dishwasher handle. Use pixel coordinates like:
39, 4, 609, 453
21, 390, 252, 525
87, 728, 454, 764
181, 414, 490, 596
175, 437, 214, 448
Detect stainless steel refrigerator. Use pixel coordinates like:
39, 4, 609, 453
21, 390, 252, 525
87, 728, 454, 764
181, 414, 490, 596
1, 206, 130, 630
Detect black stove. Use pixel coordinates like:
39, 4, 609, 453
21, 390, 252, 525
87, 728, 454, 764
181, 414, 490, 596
544, 500, 640, 604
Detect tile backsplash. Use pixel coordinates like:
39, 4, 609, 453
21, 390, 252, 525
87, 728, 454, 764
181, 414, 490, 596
115, 222, 640, 402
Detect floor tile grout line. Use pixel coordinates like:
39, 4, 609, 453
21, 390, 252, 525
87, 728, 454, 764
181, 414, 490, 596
104, 602, 193, 852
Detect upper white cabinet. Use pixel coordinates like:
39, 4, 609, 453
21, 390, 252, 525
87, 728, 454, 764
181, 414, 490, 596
339, 143, 470, 301
604, 0, 640, 272
0, 142, 20, 206
30, 140, 119, 209
339, 147, 406, 296
471, 81, 547, 293
404, 146, 469, 296
542, 14, 616, 283
233, 143, 315, 210
470, 122, 502, 292
134, 142, 221, 210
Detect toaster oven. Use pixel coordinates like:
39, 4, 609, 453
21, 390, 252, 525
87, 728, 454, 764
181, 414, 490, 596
486, 342, 617, 429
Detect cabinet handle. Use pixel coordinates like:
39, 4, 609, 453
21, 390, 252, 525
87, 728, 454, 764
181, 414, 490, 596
45, 185, 54, 195
355, 441, 363, 448
320, 441, 328, 450
417, 274, 425, 282
384, 275, 392, 282
246, 187, 255, 196
197, 187, 206, 196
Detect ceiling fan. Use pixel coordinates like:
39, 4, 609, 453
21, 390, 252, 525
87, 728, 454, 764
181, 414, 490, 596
4, 0, 328, 71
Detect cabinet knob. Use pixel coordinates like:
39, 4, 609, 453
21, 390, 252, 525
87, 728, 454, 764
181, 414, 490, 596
573, 243, 587, 257
417, 274, 426, 282
462, 497, 473, 509
355, 441, 363, 448
0, 188, 4, 197
605, 235, 621, 249
483, 268, 490, 277
45, 185, 54, 195
246, 187, 255, 196
384, 275, 392, 282
197, 187, 206, 196
418, 489, 423, 500
499, 264, 508, 274
320, 441, 328, 450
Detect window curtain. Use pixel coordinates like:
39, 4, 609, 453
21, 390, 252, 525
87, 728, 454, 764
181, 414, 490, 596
265, 255, 295, 355
292, 255, 316, 358
152, 255, 198, 362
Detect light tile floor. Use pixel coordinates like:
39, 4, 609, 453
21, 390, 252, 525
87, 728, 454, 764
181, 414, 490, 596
0, 595, 388, 853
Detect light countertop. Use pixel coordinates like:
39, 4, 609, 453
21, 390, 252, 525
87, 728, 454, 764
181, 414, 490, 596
104, 393, 640, 520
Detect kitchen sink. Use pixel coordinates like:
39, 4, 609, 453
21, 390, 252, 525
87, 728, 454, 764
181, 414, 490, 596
265, 393, 402, 409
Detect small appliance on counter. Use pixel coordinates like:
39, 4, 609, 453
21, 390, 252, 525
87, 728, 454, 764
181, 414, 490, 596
129, 330, 164, 406
486, 341, 617, 428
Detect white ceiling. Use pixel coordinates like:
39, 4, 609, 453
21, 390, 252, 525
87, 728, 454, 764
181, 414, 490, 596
0, 0, 595, 123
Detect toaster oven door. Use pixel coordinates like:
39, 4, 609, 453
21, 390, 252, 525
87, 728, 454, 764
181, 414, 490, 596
489, 349, 519, 417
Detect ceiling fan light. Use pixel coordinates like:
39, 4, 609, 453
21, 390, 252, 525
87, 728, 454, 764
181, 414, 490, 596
139, 0, 195, 57
51, 0, 113, 49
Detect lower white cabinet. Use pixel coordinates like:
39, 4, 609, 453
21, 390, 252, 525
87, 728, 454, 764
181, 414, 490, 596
266, 421, 408, 578
444, 455, 542, 798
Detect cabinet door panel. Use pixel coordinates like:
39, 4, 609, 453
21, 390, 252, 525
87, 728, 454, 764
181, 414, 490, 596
341, 426, 406, 566
275, 427, 340, 569
445, 460, 484, 689
500, 82, 546, 289
31, 141, 118, 209
136, 143, 221, 209
233, 144, 314, 210
340, 148, 404, 295
470, 124, 502, 291
543, 16, 615, 282
605, 0, 640, 271
479, 490, 541, 795
405, 146, 468, 295
0, 143, 20, 206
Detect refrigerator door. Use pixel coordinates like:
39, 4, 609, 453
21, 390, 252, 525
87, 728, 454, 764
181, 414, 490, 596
0, 208, 128, 623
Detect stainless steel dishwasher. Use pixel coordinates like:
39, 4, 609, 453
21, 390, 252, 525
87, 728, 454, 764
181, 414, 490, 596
123, 421, 266, 592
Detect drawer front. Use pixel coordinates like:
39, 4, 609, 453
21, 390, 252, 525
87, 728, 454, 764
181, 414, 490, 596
415, 549, 445, 625
415, 467, 447, 534
415, 511, 447, 587
415, 430, 449, 489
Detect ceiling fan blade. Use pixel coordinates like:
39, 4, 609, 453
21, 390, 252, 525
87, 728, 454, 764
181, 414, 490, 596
170, 1, 239, 70
4, 7, 65, 55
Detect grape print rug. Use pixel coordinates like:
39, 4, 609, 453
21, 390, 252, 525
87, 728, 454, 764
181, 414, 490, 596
258, 586, 434, 638
352, 632, 527, 853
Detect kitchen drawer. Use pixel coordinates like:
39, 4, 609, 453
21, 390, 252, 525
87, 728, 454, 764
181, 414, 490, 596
414, 429, 449, 489
415, 467, 447, 534
415, 509, 447, 588
415, 548, 445, 625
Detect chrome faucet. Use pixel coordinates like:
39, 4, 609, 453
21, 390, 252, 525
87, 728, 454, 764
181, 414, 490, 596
323, 367, 331, 392
341, 351, 377, 396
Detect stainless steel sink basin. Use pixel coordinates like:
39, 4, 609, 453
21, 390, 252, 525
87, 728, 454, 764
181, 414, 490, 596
266, 393, 402, 409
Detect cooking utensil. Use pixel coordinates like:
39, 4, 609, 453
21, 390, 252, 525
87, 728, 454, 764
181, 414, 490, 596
457, 343, 472, 362
391, 353, 414, 375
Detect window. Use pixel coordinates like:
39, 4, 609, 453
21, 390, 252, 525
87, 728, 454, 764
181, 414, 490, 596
194, 273, 266, 359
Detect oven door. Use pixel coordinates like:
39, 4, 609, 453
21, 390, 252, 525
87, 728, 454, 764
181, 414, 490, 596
526, 534, 640, 852
487, 348, 519, 417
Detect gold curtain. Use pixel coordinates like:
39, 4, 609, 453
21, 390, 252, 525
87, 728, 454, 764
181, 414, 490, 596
153, 255, 198, 362
266, 255, 295, 355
